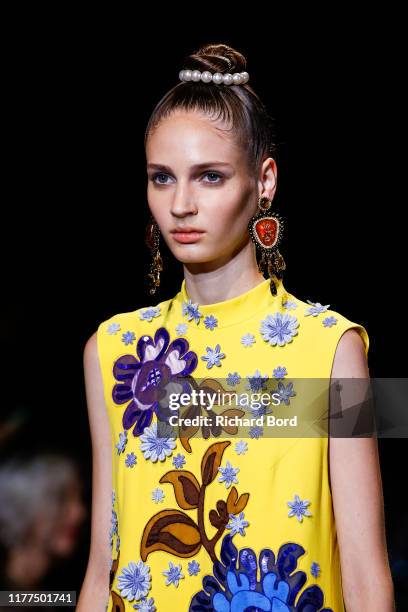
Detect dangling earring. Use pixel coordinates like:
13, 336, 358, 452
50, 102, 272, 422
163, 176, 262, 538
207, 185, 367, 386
248, 196, 286, 296
145, 215, 163, 295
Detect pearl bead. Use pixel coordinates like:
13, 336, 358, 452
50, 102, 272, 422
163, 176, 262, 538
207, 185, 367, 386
241, 72, 249, 84
222, 73, 233, 85
212, 73, 223, 85
183, 69, 192, 81
179, 70, 185, 81
191, 70, 201, 82
200, 71, 212, 83
232, 73, 243, 85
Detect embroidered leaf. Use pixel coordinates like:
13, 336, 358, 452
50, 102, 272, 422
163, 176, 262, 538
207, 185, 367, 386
111, 590, 125, 611
109, 549, 120, 590
220, 408, 245, 434
159, 470, 201, 509
209, 500, 228, 528
226, 486, 249, 514
140, 509, 201, 561
201, 441, 231, 486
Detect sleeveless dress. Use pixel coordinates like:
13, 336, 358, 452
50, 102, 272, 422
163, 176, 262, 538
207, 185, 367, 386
97, 276, 369, 612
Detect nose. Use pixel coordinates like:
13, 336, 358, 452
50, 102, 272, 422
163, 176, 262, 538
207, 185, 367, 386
170, 181, 198, 217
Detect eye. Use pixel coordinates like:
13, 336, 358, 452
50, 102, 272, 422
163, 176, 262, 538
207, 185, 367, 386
203, 172, 223, 183
151, 173, 173, 185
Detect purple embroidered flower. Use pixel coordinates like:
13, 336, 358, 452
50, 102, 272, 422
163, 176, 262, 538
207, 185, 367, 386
322, 316, 338, 327
201, 344, 225, 369
287, 494, 312, 522
218, 460, 239, 488
134, 597, 156, 612
310, 561, 321, 578
305, 300, 330, 317
139, 306, 161, 322
204, 315, 218, 330
273, 365, 287, 379
234, 440, 248, 455
175, 323, 188, 335
152, 487, 165, 503
246, 369, 268, 392
139, 422, 176, 462
117, 560, 151, 601
107, 322, 121, 335
112, 327, 198, 437
188, 560, 200, 576
226, 512, 249, 536
260, 312, 299, 346
122, 331, 136, 345
282, 299, 297, 310
226, 372, 241, 386
163, 562, 184, 587
172, 453, 186, 469
249, 425, 263, 439
241, 333, 256, 347
275, 381, 296, 406
182, 299, 202, 324
125, 452, 137, 468
115, 430, 128, 455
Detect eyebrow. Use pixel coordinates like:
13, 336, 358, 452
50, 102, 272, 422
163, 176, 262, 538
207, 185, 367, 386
147, 161, 233, 172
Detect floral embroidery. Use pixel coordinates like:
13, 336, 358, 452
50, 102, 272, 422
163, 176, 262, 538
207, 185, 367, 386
107, 322, 121, 335
112, 327, 198, 436
246, 369, 268, 392
139, 306, 161, 322
204, 314, 218, 330
260, 312, 299, 346
116, 535, 120, 552
188, 560, 200, 576
172, 453, 186, 469
226, 372, 241, 386
125, 452, 137, 468
273, 365, 287, 379
282, 299, 297, 310
109, 496, 118, 548
175, 322, 188, 335
139, 422, 176, 462
322, 316, 337, 327
234, 440, 248, 455
226, 512, 249, 536
201, 344, 226, 368
305, 300, 330, 317
152, 487, 165, 503
287, 494, 312, 522
311, 561, 321, 578
117, 560, 151, 602
162, 561, 184, 587
249, 425, 263, 439
134, 597, 156, 612
122, 330, 136, 345
218, 460, 239, 488
115, 430, 128, 455
182, 299, 202, 324
241, 333, 256, 347
275, 381, 296, 405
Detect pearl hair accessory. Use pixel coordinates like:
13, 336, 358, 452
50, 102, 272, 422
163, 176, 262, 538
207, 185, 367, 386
178, 68, 249, 86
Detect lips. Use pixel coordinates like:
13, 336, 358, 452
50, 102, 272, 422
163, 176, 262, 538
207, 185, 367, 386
171, 228, 205, 244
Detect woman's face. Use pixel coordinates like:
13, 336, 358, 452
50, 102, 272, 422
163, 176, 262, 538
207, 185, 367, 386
146, 109, 269, 270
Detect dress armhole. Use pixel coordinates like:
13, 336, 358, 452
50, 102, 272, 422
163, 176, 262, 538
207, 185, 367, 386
342, 322, 370, 358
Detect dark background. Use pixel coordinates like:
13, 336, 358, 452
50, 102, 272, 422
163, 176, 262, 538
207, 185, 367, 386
2, 9, 406, 608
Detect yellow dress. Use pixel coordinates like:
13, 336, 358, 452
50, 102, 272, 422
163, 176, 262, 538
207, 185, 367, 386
97, 276, 369, 612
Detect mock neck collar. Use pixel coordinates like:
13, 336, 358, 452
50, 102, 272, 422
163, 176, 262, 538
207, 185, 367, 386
174, 275, 288, 329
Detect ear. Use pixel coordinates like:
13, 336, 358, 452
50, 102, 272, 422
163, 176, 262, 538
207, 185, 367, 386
258, 157, 278, 200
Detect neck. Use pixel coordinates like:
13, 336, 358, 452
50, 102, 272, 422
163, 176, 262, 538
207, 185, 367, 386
183, 241, 265, 306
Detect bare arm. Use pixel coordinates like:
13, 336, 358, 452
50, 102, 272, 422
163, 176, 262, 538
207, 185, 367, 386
330, 329, 395, 611
77, 331, 112, 612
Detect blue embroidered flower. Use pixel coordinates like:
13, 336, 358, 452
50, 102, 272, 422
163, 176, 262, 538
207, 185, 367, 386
273, 365, 287, 379
234, 440, 248, 455
241, 333, 256, 347
182, 299, 202, 324
305, 300, 330, 317
122, 330, 136, 345
115, 430, 128, 455
311, 561, 321, 578
172, 453, 186, 469
152, 487, 165, 503
322, 316, 338, 327
201, 344, 226, 369
250, 405, 272, 418
226, 372, 241, 386
275, 381, 296, 405
226, 512, 249, 536
109, 507, 118, 548
260, 312, 299, 346
218, 460, 239, 488
246, 369, 268, 392
249, 425, 263, 439
139, 422, 176, 462
125, 452, 137, 468
112, 490, 116, 505
139, 306, 161, 322
282, 299, 297, 310
113, 327, 198, 437
175, 323, 188, 335
107, 322, 121, 335
204, 314, 218, 330
117, 560, 151, 601
287, 494, 312, 522
116, 534, 120, 552
188, 560, 200, 576
162, 561, 184, 587
133, 597, 156, 612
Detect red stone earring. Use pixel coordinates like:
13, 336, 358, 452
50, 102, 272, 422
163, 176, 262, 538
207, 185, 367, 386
248, 196, 286, 296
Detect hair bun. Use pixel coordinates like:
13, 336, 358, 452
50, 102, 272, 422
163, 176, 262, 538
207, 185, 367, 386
184, 43, 247, 75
